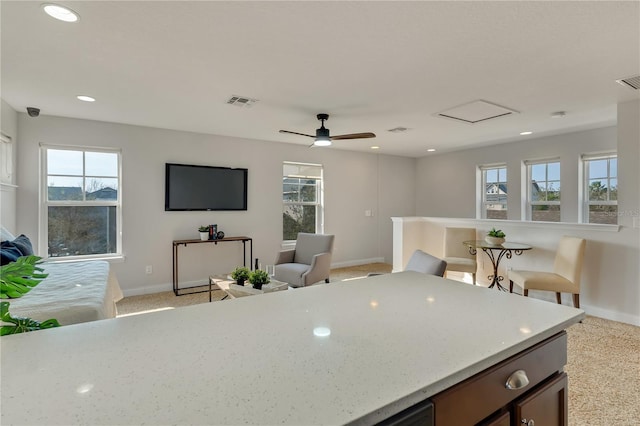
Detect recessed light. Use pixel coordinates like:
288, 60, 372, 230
551, 111, 566, 118
520, 131, 533, 136
77, 95, 95, 102
370, 146, 380, 150
42, 4, 79, 22
427, 148, 436, 152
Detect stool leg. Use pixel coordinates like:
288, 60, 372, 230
556, 292, 562, 305
472, 273, 476, 285
509, 280, 514, 293
524, 289, 529, 297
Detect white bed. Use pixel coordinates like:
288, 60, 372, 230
8, 260, 123, 326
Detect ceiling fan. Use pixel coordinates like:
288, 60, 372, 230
279, 113, 376, 146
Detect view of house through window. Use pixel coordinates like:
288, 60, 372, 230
283, 162, 323, 241
527, 160, 561, 222
583, 153, 617, 224
43, 147, 121, 257
481, 165, 507, 219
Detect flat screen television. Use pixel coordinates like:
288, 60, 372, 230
165, 163, 248, 211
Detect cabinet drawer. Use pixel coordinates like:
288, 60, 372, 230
431, 331, 567, 426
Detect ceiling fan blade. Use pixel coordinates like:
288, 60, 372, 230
330, 132, 376, 140
279, 130, 315, 138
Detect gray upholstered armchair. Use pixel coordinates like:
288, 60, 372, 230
274, 233, 335, 288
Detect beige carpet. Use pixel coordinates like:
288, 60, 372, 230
117, 263, 639, 425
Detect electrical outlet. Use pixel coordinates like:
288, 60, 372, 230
365, 210, 372, 217
145, 265, 152, 274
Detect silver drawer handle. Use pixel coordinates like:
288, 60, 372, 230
505, 369, 530, 390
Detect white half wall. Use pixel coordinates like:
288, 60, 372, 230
15, 114, 415, 294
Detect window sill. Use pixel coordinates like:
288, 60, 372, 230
44, 255, 126, 264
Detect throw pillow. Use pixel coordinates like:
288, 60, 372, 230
12, 234, 34, 256
0, 243, 21, 265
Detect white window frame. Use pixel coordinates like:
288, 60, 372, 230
525, 158, 561, 222
40, 144, 122, 260
1, 133, 13, 184
581, 152, 617, 224
282, 162, 324, 243
479, 164, 507, 219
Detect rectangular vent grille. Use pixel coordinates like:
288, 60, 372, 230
227, 96, 258, 107
616, 75, 640, 90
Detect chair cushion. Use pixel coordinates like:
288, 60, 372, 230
293, 233, 334, 265
443, 257, 476, 273
508, 270, 578, 293
274, 263, 310, 288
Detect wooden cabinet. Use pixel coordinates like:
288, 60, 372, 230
428, 331, 568, 426
515, 372, 568, 426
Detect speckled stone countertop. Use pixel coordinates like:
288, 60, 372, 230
0, 271, 584, 425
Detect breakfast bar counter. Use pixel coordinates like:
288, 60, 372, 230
0, 271, 584, 425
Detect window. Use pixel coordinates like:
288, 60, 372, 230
42, 146, 121, 258
582, 153, 617, 224
283, 162, 323, 241
526, 159, 561, 222
480, 165, 507, 219
1, 133, 12, 184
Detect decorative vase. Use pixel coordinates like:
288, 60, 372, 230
485, 236, 505, 245
199, 232, 209, 241
252, 282, 263, 290
236, 278, 245, 286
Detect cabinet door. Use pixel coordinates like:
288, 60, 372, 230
515, 372, 568, 426
479, 410, 510, 426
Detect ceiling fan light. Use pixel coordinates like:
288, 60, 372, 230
314, 138, 332, 147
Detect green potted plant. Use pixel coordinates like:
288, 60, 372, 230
485, 228, 506, 245
230, 266, 250, 286
248, 269, 270, 290
198, 225, 209, 241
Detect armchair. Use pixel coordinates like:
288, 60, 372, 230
274, 233, 335, 288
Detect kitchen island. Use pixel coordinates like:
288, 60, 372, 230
0, 271, 583, 425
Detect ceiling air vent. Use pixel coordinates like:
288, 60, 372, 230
388, 127, 409, 133
616, 75, 640, 90
226, 95, 258, 107
436, 100, 519, 124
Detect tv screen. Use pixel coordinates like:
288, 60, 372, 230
165, 163, 248, 211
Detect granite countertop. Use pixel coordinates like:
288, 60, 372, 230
0, 271, 584, 425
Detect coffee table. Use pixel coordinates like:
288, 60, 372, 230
209, 276, 289, 299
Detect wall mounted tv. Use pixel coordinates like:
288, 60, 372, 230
165, 163, 248, 211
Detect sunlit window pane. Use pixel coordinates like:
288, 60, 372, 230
48, 206, 117, 257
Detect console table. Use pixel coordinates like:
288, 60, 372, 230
172, 236, 252, 297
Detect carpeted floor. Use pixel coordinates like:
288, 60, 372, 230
117, 263, 639, 425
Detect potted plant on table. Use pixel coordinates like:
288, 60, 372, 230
248, 269, 270, 290
485, 228, 506, 245
231, 266, 250, 286
198, 226, 209, 241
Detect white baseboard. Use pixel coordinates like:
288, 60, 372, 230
581, 303, 640, 326
331, 257, 386, 269
122, 279, 207, 297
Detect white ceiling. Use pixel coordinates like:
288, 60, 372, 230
2, 1, 639, 157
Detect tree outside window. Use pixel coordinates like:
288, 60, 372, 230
283, 162, 323, 241
584, 155, 617, 224
43, 147, 121, 258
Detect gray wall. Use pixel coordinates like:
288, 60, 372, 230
14, 113, 416, 295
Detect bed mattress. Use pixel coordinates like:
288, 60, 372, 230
7, 260, 123, 326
